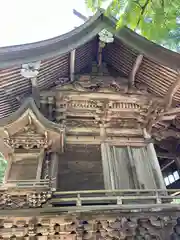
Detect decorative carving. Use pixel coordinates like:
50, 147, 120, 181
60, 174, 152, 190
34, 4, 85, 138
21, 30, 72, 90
98, 29, 114, 43
21, 61, 41, 78
0, 191, 52, 209
4, 124, 49, 150
66, 119, 97, 128
0, 216, 177, 239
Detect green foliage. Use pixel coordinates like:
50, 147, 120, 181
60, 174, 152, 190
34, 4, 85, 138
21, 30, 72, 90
0, 152, 7, 183
85, 0, 180, 51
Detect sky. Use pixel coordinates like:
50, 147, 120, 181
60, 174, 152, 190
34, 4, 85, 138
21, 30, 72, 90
0, 0, 91, 47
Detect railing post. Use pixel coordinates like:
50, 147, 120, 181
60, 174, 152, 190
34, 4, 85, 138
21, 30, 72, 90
76, 194, 82, 206
156, 191, 162, 204
117, 196, 122, 205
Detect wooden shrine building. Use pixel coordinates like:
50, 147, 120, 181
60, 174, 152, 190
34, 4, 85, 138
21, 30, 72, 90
0, 10, 180, 239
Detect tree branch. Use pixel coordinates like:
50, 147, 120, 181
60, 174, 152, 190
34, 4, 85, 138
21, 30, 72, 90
135, 0, 150, 29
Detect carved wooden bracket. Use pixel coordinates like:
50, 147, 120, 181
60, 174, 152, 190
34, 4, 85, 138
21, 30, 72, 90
0, 215, 178, 239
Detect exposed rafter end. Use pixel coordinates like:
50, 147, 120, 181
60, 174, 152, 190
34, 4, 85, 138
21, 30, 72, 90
70, 49, 76, 82
164, 70, 180, 110
128, 54, 143, 89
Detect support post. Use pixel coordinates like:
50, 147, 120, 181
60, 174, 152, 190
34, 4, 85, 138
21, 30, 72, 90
100, 142, 115, 190
143, 129, 166, 189
50, 152, 59, 190
31, 77, 40, 108
70, 49, 76, 82
36, 150, 45, 180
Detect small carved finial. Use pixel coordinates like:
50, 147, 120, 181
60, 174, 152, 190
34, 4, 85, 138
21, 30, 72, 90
98, 29, 114, 44
21, 61, 41, 79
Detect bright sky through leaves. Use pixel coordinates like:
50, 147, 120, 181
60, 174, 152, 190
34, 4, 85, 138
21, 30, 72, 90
0, 0, 91, 47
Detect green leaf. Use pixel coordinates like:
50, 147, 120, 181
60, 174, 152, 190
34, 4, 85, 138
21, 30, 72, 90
85, 0, 180, 51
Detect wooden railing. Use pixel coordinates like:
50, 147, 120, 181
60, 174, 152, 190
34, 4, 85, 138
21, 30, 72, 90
51, 189, 180, 208
0, 178, 55, 189
0, 186, 180, 210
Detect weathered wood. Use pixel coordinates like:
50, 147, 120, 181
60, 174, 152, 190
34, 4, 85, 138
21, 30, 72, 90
31, 77, 40, 108
0, 211, 179, 239
70, 49, 76, 82
57, 144, 104, 191
128, 54, 143, 88
164, 70, 180, 109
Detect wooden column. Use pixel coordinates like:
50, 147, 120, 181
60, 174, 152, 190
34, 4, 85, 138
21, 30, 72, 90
143, 129, 166, 189
100, 124, 114, 189
36, 150, 45, 180
48, 96, 54, 121
40, 96, 48, 117
100, 142, 115, 190
3, 153, 13, 184
50, 152, 59, 190
70, 49, 76, 82
31, 77, 40, 108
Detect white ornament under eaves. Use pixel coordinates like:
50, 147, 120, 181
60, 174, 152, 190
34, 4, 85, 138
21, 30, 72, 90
21, 61, 41, 78
98, 29, 114, 43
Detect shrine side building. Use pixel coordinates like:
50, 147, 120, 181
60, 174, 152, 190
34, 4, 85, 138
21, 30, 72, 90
0, 11, 180, 239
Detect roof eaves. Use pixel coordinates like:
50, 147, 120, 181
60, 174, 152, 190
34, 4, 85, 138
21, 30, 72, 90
0, 11, 105, 69
0, 97, 60, 132
0, 10, 179, 71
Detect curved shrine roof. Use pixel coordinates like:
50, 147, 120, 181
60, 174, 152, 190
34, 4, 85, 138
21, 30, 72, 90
0, 11, 180, 119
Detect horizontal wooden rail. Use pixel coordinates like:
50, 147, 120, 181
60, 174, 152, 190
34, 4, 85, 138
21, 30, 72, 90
51, 189, 180, 207
54, 188, 180, 195
0, 178, 56, 189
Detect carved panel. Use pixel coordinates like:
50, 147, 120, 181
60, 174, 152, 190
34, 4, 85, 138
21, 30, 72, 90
0, 191, 52, 210
4, 124, 48, 150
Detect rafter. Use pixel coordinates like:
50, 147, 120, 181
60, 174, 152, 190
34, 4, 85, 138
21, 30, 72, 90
128, 54, 143, 88
164, 70, 180, 110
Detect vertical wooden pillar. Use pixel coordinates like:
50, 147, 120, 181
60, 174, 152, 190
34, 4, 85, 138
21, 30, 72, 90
50, 152, 59, 190
40, 96, 48, 117
31, 77, 40, 108
36, 150, 45, 180
147, 142, 166, 189
48, 96, 54, 121
4, 153, 13, 183
144, 129, 166, 189
100, 142, 115, 190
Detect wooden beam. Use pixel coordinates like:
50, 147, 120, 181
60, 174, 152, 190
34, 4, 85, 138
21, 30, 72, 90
128, 54, 143, 88
70, 49, 76, 82
164, 70, 180, 110
161, 159, 175, 171
157, 152, 177, 160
